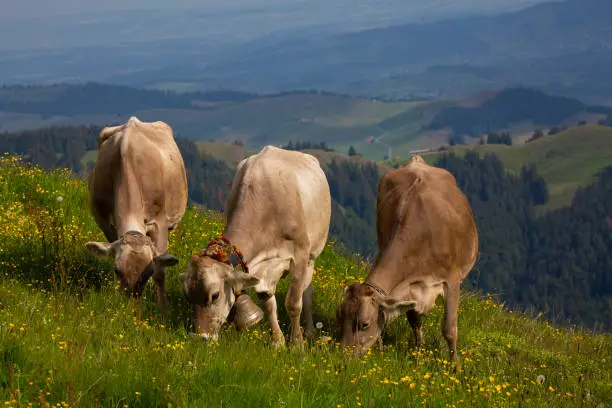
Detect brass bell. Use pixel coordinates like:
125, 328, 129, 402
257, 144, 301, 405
234, 293, 264, 331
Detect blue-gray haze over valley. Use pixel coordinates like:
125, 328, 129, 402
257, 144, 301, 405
2, 0, 611, 105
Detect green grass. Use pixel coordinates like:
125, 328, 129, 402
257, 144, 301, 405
0, 154, 611, 407
420, 125, 612, 210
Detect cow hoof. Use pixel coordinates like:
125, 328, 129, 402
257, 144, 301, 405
290, 341, 306, 352
271, 332, 286, 348
303, 328, 315, 340
188, 332, 218, 342
271, 339, 286, 349
450, 357, 461, 372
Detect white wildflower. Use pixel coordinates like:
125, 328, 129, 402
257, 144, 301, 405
315, 322, 323, 329
57, 196, 63, 202
536, 375, 545, 384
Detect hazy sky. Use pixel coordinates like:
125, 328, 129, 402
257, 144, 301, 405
3, 1, 279, 20
1, 0, 548, 21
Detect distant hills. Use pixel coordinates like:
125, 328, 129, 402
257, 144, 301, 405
187, 0, 612, 102
1, 0, 611, 104
426, 87, 612, 137
2, 83, 610, 164
3, 81, 610, 214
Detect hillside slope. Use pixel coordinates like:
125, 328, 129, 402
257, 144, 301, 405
422, 125, 612, 209
0, 155, 610, 407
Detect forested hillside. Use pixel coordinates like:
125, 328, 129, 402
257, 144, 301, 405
1, 127, 610, 330
436, 152, 611, 330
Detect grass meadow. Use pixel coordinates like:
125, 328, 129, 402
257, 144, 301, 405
0, 153, 610, 407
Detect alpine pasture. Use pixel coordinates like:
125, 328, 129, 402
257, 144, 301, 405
0, 154, 610, 407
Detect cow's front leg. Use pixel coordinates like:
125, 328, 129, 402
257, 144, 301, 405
443, 278, 460, 363
258, 292, 285, 347
285, 257, 313, 346
152, 264, 168, 312
407, 310, 423, 348
302, 262, 316, 340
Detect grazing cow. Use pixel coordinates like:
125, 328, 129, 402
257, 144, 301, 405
337, 155, 478, 361
180, 145, 331, 345
85, 117, 187, 308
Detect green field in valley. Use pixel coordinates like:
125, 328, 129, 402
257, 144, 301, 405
0, 154, 610, 407
418, 125, 612, 210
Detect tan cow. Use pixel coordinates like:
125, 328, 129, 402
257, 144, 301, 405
85, 117, 187, 308
180, 145, 331, 345
337, 155, 478, 361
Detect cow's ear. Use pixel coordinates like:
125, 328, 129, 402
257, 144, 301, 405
227, 269, 260, 292
85, 242, 114, 258
379, 297, 417, 321
155, 253, 179, 267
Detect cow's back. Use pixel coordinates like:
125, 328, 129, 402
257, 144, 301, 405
91, 117, 188, 231
226, 146, 331, 257
377, 155, 478, 280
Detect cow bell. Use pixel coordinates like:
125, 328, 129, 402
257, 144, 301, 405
234, 293, 264, 331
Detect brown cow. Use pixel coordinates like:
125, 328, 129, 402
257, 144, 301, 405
85, 117, 187, 308
337, 155, 478, 361
180, 145, 331, 345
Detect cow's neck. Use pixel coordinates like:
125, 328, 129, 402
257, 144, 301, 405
365, 241, 411, 297
366, 265, 404, 298
113, 163, 146, 236
223, 219, 257, 264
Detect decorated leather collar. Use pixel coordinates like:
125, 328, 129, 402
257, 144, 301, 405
202, 236, 249, 275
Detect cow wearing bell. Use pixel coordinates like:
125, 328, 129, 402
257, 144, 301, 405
180, 145, 331, 345
85, 117, 187, 308
337, 155, 478, 362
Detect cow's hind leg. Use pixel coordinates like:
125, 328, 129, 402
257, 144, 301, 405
407, 310, 423, 349
442, 278, 461, 362
258, 292, 285, 347
285, 256, 313, 346
302, 265, 315, 340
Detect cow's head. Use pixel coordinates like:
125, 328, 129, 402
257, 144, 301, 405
337, 282, 416, 354
179, 254, 259, 340
85, 231, 179, 296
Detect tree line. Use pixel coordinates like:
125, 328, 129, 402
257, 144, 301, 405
282, 140, 334, 152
